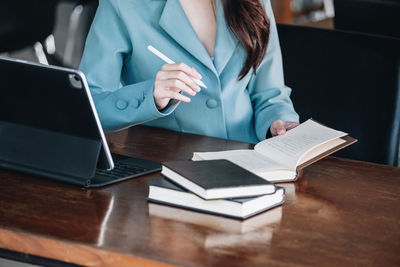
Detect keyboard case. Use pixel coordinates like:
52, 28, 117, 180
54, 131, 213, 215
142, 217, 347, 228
0, 58, 105, 186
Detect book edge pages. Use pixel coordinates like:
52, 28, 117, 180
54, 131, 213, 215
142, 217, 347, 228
254, 119, 348, 170
147, 192, 285, 220
148, 183, 285, 219
162, 166, 208, 199
296, 136, 357, 170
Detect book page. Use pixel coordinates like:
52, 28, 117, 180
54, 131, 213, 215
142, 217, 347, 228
298, 137, 346, 165
192, 149, 286, 174
254, 120, 347, 169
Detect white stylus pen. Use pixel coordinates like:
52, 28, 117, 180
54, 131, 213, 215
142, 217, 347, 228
147, 45, 207, 88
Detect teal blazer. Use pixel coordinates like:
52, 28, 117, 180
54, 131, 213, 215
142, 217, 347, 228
79, 0, 299, 144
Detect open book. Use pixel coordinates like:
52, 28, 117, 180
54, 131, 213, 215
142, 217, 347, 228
192, 119, 357, 182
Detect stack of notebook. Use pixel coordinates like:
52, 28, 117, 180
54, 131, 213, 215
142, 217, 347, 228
147, 159, 285, 219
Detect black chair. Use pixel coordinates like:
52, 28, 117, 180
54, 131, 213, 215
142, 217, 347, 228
333, 0, 400, 39
0, 1, 57, 53
60, 0, 98, 68
277, 24, 400, 166
0, 0, 62, 66
0, 0, 97, 67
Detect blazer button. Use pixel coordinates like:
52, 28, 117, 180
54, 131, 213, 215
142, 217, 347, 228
116, 99, 128, 110
131, 99, 139, 108
206, 99, 218, 109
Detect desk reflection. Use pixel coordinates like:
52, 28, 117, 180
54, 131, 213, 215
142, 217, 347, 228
145, 179, 343, 261
147, 201, 283, 252
0, 173, 114, 245
267, 179, 343, 265
280, 180, 341, 220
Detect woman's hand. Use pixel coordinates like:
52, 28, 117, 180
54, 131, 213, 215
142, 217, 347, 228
270, 120, 299, 136
153, 63, 202, 110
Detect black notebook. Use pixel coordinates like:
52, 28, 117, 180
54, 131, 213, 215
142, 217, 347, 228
161, 160, 276, 200
148, 178, 285, 219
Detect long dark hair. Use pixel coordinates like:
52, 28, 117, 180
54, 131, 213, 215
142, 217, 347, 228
222, 0, 270, 80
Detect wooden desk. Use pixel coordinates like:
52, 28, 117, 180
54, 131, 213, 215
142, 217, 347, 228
0, 126, 399, 266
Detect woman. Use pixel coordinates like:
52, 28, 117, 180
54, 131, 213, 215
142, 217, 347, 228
79, 0, 299, 144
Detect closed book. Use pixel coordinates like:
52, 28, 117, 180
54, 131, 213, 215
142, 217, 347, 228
162, 159, 276, 200
147, 178, 285, 219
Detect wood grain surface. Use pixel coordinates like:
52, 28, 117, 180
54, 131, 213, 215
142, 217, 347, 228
0, 126, 399, 266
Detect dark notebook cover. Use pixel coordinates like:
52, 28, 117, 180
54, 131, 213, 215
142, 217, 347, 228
162, 159, 275, 191
151, 177, 267, 204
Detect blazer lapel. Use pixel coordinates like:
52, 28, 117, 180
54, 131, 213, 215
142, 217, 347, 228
159, 0, 216, 75
214, 0, 239, 76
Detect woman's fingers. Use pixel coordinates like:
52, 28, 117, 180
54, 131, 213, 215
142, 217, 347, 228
154, 63, 202, 110
153, 81, 191, 103
165, 90, 191, 103
165, 79, 196, 96
284, 122, 300, 131
155, 87, 191, 102
270, 120, 299, 136
271, 120, 286, 136
161, 62, 202, 79
158, 70, 200, 92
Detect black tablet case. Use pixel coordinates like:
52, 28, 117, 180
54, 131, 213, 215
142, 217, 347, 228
0, 58, 103, 186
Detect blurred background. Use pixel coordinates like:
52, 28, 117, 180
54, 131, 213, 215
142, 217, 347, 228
0, 0, 336, 69
272, 0, 335, 26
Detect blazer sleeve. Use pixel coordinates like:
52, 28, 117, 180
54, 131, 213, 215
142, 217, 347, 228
79, 0, 175, 132
247, 0, 299, 141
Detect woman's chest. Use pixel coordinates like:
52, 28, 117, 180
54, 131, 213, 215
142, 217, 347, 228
178, 0, 217, 57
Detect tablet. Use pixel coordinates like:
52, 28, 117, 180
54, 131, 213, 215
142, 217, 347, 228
0, 57, 160, 187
